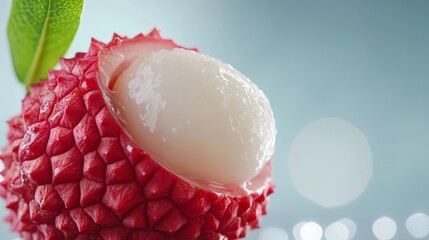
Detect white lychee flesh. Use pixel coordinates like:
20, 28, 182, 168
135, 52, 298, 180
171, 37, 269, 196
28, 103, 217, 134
106, 48, 276, 187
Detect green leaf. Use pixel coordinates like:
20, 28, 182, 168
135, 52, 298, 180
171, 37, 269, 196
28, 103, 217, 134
7, 0, 84, 90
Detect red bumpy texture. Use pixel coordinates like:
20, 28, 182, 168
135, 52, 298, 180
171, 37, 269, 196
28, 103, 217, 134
0, 30, 274, 240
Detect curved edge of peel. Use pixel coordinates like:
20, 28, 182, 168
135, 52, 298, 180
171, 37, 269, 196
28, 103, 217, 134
91, 28, 274, 197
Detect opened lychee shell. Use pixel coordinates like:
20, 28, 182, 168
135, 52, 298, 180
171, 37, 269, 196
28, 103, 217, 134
0, 29, 274, 240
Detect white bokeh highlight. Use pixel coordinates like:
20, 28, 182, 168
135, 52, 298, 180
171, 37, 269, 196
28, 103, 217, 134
325, 221, 349, 240
338, 218, 357, 239
288, 118, 373, 208
301, 221, 323, 240
406, 213, 429, 239
294, 221, 307, 240
260, 227, 289, 240
373, 217, 397, 240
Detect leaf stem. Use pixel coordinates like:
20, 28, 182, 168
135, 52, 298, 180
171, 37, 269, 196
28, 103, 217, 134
23, 0, 51, 92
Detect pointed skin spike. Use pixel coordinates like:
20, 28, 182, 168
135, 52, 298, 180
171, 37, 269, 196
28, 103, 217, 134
170, 180, 197, 206
202, 213, 220, 233
219, 201, 239, 230
55, 211, 79, 234
47, 126, 74, 156
222, 217, 241, 238
106, 159, 135, 184
96, 108, 120, 137
79, 178, 106, 207
74, 114, 101, 154
84, 203, 120, 226
83, 90, 105, 117
51, 147, 84, 184
38, 88, 56, 122
99, 226, 130, 240
88, 38, 106, 56
175, 216, 205, 240
18, 121, 50, 161
69, 208, 100, 234
119, 131, 146, 166
130, 230, 164, 240
134, 158, 158, 186
112, 33, 124, 42
29, 200, 56, 224
38, 224, 65, 240
146, 199, 174, 227
122, 202, 147, 229
17, 200, 30, 222
54, 74, 80, 100
21, 95, 41, 125
97, 137, 124, 163
148, 28, 161, 38
144, 171, 174, 199
83, 151, 106, 182
102, 182, 144, 217
21, 154, 52, 185
72, 57, 97, 77
154, 207, 188, 234
54, 182, 80, 209
181, 191, 211, 219
237, 196, 253, 215
80, 70, 99, 93
33, 185, 64, 213
59, 89, 86, 128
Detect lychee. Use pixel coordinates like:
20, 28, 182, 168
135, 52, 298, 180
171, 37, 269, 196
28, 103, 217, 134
0, 29, 275, 240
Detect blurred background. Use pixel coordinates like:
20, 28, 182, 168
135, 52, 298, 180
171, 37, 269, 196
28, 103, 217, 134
1, 0, 429, 239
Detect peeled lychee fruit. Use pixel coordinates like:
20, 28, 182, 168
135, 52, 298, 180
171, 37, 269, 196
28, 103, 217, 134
0, 29, 276, 240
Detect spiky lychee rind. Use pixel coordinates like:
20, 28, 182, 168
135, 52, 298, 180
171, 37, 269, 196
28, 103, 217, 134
0, 29, 274, 240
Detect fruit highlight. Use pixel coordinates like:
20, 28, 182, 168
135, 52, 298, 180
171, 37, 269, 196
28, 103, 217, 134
0, 29, 275, 240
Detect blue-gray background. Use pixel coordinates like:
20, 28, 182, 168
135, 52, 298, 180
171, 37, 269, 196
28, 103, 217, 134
0, 0, 428, 239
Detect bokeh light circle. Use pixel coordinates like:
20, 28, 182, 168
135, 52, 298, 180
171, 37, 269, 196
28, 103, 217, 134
373, 217, 397, 240
300, 221, 323, 240
338, 218, 357, 239
406, 213, 429, 239
260, 227, 289, 240
325, 221, 349, 240
288, 118, 373, 207
293, 221, 307, 240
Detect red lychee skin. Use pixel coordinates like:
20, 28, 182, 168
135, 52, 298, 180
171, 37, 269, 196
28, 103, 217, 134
0, 29, 275, 240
